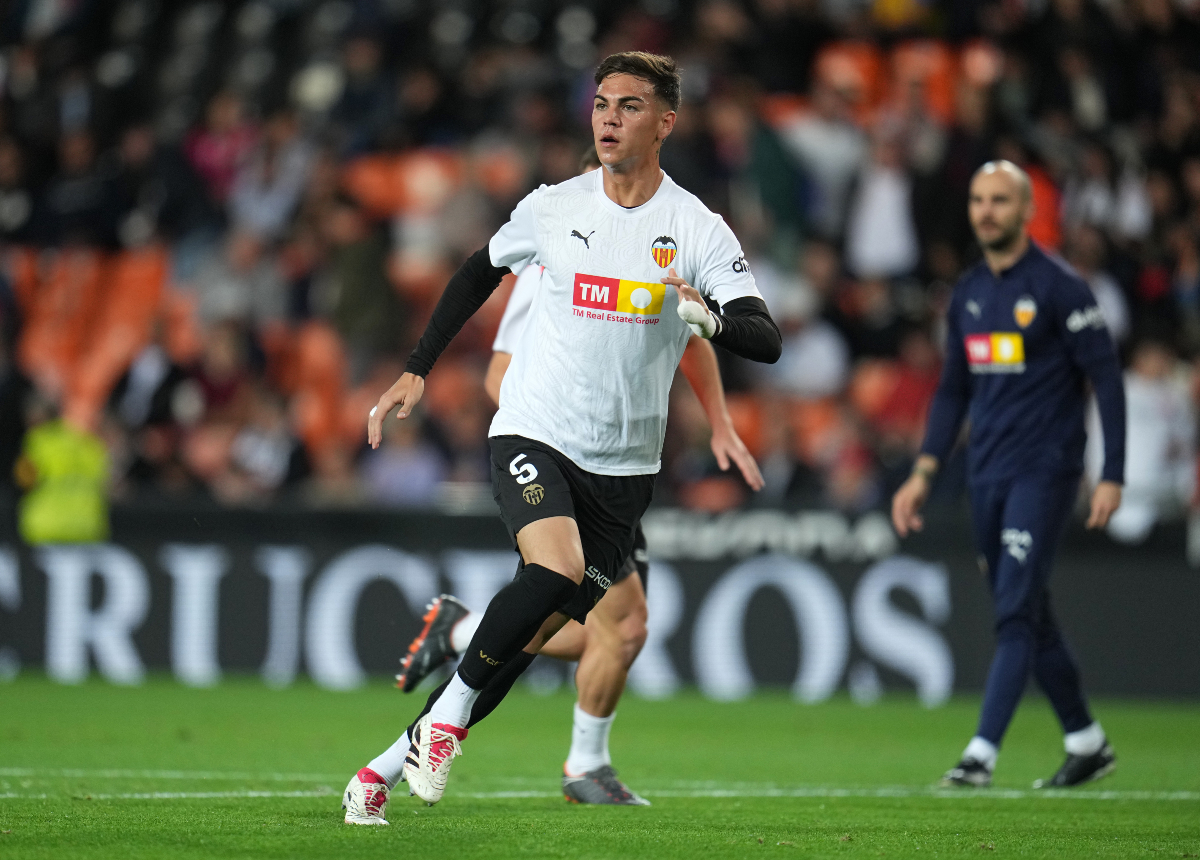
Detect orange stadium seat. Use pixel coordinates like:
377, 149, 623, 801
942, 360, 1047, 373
786, 397, 842, 466
60, 247, 168, 429
342, 149, 464, 218
289, 321, 349, 456
16, 247, 106, 398
722, 393, 765, 460
6, 246, 40, 313
848, 359, 901, 422
1027, 165, 1063, 250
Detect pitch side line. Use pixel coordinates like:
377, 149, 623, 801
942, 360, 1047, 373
0, 767, 339, 782
0, 790, 332, 800
2, 770, 1197, 802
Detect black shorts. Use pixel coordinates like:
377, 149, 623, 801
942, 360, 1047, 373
489, 435, 655, 623
612, 523, 649, 590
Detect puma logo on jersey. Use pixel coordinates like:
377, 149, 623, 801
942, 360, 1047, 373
571, 229, 595, 248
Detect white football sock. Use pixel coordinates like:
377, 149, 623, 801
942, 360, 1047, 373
450, 611, 482, 655
963, 736, 998, 770
565, 703, 615, 775
428, 672, 480, 729
366, 731, 410, 788
1064, 722, 1105, 756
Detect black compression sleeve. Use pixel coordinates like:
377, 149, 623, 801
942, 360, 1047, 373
404, 246, 510, 377
709, 296, 782, 364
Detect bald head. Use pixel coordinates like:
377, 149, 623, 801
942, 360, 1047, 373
969, 159, 1034, 254
972, 160, 1032, 203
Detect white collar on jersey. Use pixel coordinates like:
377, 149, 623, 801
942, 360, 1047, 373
594, 166, 673, 218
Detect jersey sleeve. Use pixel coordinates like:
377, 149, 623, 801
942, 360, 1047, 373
920, 289, 972, 463
1053, 271, 1127, 484
488, 187, 542, 273
691, 215, 762, 307
492, 265, 541, 353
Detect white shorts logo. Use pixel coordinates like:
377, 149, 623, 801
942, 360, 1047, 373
1001, 528, 1033, 564
584, 565, 612, 590
509, 454, 539, 485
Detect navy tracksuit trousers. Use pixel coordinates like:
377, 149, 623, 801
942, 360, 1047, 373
969, 473, 1093, 745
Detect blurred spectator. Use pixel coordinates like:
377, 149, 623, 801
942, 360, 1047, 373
214, 386, 304, 504
185, 91, 258, 206
229, 109, 313, 239
2, 0, 1200, 521
1087, 341, 1195, 544
15, 391, 109, 544
778, 79, 867, 238
360, 414, 446, 507
844, 125, 920, 278
0, 139, 35, 242
760, 278, 850, 399
189, 231, 287, 325
313, 194, 403, 382
111, 122, 216, 247
331, 36, 394, 156
1063, 225, 1131, 345
40, 130, 117, 246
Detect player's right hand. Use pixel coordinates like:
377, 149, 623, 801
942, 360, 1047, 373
367, 372, 425, 449
711, 424, 765, 491
891, 472, 931, 538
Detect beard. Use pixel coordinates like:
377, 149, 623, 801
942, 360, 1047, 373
975, 220, 1023, 252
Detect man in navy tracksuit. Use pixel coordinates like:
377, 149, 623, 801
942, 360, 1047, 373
892, 160, 1126, 789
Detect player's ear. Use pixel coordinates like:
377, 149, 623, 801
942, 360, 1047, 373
658, 109, 676, 143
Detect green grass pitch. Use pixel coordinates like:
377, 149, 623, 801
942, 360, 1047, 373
1, 676, 1198, 859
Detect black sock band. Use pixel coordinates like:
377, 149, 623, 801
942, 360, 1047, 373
467, 651, 537, 727
456, 563, 578, 688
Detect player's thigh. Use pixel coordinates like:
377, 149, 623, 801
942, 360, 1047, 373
516, 517, 585, 583
490, 435, 584, 580
969, 480, 1007, 581
991, 474, 1079, 624
561, 473, 655, 624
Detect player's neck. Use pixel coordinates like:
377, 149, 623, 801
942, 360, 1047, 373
601, 155, 664, 209
983, 233, 1030, 276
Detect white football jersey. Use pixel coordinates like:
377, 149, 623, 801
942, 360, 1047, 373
492, 263, 544, 354
487, 168, 761, 476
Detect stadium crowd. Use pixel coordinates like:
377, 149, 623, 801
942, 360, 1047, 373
1, 0, 1199, 538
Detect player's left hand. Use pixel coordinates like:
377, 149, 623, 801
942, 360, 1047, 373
664, 268, 717, 338
367, 372, 425, 449
1087, 480, 1122, 529
711, 423, 765, 491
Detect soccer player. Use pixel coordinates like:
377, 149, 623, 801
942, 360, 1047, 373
343, 52, 781, 825
891, 160, 1125, 789
394, 149, 764, 805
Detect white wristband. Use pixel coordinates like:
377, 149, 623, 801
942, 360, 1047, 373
677, 298, 718, 339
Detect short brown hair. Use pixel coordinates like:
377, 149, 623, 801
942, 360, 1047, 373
594, 52, 681, 112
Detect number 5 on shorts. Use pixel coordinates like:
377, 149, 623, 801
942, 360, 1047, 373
509, 454, 539, 485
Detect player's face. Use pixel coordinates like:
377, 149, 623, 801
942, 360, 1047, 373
968, 170, 1031, 252
592, 74, 675, 171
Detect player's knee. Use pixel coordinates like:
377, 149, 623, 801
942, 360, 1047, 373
995, 614, 1035, 642
616, 606, 648, 668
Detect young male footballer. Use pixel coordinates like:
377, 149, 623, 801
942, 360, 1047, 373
393, 145, 763, 807
344, 52, 780, 824
892, 160, 1126, 789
